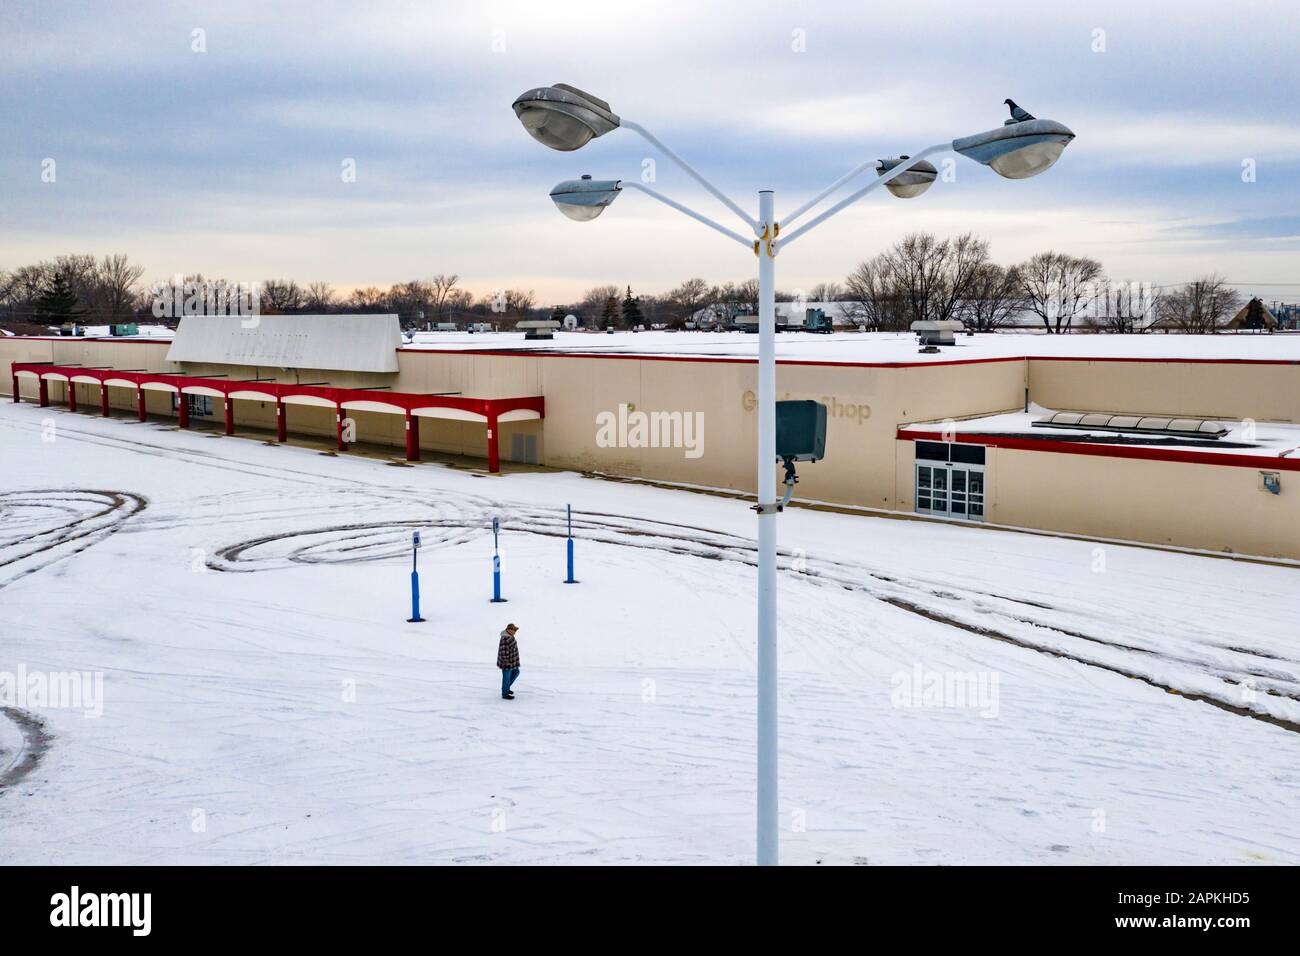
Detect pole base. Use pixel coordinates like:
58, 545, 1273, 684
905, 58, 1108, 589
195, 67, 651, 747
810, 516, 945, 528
490, 598, 508, 603
406, 617, 426, 623
564, 579, 579, 584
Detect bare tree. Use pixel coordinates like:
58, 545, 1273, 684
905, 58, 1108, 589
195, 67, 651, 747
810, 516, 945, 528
705, 281, 748, 326
41, 256, 97, 321
348, 286, 390, 311
844, 255, 906, 331
665, 277, 710, 325
887, 232, 988, 327
637, 293, 663, 327
2, 263, 53, 319
429, 274, 461, 323
1, 266, 26, 315
261, 279, 305, 313
2, 257, 139, 325
304, 281, 337, 311
445, 288, 474, 320
808, 281, 843, 302
94, 254, 145, 323
962, 263, 1024, 332
844, 232, 989, 331
842, 232, 992, 332
506, 288, 536, 318
1017, 251, 1104, 333
737, 277, 760, 316
1157, 275, 1242, 333
579, 284, 622, 325
388, 280, 435, 325
1088, 280, 1162, 333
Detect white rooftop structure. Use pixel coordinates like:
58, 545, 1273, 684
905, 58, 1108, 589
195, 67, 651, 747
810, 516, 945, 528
166, 314, 402, 372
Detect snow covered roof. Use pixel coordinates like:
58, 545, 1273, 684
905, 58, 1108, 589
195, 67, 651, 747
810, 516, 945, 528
901, 406, 1300, 465
397, 329, 1300, 365
78, 324, 174, 338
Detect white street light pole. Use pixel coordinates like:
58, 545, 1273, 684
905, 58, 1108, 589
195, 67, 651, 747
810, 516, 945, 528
512, 83, 1074, 866
755, 189, 778, 866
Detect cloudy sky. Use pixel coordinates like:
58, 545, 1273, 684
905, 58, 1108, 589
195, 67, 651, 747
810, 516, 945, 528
2, 0, 1298, 304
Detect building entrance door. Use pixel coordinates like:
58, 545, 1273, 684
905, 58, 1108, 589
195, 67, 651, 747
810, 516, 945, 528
916, 461, 985, 520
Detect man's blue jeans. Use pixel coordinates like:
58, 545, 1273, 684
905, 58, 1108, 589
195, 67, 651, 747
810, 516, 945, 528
501, 668, 520, 697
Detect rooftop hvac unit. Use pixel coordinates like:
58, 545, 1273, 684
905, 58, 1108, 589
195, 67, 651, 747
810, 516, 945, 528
911, 320, 964, 347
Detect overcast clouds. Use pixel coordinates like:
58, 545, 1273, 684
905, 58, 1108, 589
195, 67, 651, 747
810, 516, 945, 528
2, 0, 1298, 303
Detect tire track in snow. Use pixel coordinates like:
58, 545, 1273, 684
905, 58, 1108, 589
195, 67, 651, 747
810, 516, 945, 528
871, 596, 1300, 735
207, 505, 1300, 732
0, 489, 148, 590
11, 410, 1292, 731
0, 707, 52, 793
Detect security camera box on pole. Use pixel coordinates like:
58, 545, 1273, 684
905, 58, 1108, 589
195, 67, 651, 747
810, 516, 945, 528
776, 400, 827, 462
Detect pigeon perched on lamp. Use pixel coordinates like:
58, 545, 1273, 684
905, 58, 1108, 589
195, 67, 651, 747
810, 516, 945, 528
1004, 98, 1036, 124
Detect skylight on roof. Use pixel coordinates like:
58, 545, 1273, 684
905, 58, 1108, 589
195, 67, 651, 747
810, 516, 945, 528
1032, 412, 1229, 439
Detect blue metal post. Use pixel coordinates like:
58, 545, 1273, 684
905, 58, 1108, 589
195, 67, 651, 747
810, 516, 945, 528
490, 517, 507, 603
407, 531, 425, 622
564, 504, 578, 584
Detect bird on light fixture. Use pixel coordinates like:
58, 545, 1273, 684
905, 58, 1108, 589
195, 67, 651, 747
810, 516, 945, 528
1003, 98, 1036, 124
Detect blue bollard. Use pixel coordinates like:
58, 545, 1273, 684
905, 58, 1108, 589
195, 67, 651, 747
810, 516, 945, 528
407, 531, 425, 622
564, 504, 578, 584
491, 555, 505, 602
490, 518, 507, 602
407, 569, 425, 622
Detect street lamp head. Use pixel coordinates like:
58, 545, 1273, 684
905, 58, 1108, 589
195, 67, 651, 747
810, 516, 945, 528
952, 117, 1075, 179
550, 174, 622, 221
875, 156, 938, 198
512, 83, 621, 151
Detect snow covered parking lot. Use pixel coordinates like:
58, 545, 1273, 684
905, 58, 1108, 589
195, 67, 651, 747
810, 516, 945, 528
1, 399, 1297, 865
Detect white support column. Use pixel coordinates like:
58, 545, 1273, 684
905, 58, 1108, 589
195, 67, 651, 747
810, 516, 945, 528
755, 189, 778, 866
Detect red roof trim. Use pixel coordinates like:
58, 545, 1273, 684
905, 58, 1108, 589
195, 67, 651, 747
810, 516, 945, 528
1, 336, 171, 345
396, 347, 1028, 370
10, 362, 544, 420
1028, 355, 1300, 367
898, 427, 1300, 472
407, 348, 1300, 369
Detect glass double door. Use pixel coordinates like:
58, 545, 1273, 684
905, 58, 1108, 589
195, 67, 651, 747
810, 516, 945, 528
916, 462, 985, 520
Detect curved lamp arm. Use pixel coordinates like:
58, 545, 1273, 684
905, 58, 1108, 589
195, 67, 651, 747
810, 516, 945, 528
622, 120, 760, 235
782, 156, 887, 228
620, 182, 755, 248
777, 144, 951, 247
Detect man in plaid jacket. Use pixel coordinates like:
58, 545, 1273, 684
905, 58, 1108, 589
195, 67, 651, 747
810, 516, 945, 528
497, 623, 521, 699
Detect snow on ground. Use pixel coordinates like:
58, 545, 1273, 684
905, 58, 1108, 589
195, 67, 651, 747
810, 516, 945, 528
402, 329, 1300, 364
1, 399, 1298, 864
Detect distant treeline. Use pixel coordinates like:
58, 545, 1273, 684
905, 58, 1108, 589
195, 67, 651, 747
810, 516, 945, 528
1, 239, 1249, 334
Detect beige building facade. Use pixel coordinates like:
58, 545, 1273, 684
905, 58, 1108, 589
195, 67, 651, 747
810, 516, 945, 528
5, 336, 1298, 561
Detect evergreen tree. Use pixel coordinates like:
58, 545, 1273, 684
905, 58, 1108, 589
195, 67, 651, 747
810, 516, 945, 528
622, 285, 643, 329
601, 295, 620, 330
34, 271, 87, 327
